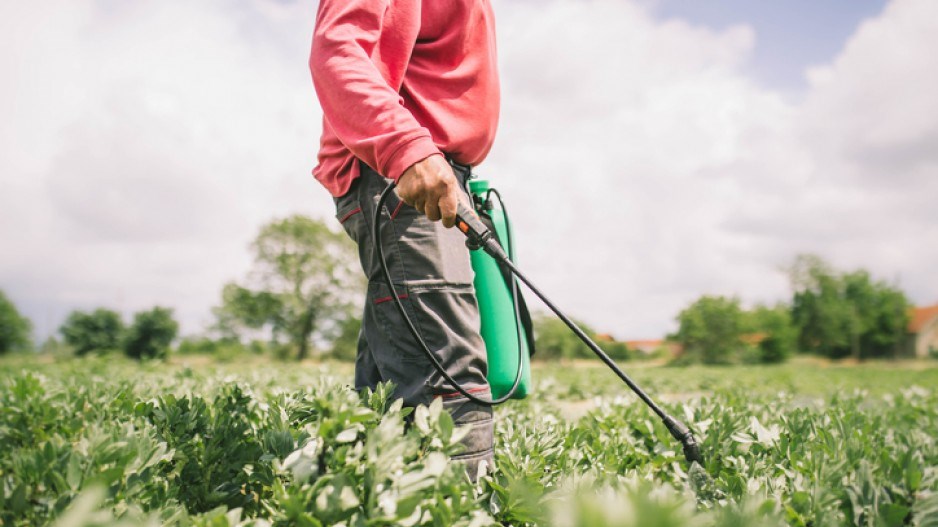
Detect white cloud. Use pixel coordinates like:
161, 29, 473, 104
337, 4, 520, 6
1, 0, 936, 342
730, 0, 938, 305
485, 0, 938, 337
488, 0, 795, 336
0, 0, 329, 337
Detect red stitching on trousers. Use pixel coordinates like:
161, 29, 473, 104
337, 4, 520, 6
339, 207, 362, 224
435, 385, 490, 399
373, 293, 408, 305
390, 201, 404, 220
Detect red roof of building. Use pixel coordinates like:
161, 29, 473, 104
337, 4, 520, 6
909, 305, 938, 333
594, 333, 615, 343
625, 339, 664, 348
740, 332, 768, 345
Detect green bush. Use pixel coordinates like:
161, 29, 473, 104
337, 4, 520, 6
0, 290, 32, 354
176, 337, 253, 363
38, 336, 69, 357
176, 337, 217, 355
601, 340, 630, 362
671, 296, 745, 365
746, 305, 798, 364
789, 254, 910, 360
59, 308, 124, 356
671, 299, 797, 365
270, 341, 295, 361
534, 313, 598, 360
248, 339, 271, 355
532, 313, 629, 362
123, 307, 179, 360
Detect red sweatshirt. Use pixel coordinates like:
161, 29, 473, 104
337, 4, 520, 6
310, 0, 500, 197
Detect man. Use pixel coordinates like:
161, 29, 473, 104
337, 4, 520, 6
309, 0, 500, 477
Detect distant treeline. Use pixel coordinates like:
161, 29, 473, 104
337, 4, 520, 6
0, 298, 180, 360
0, 218, 920, 365
0, 215, 361, 362
665, 254, 912, 364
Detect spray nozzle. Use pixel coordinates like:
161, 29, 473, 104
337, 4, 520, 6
662, 415, 704, 465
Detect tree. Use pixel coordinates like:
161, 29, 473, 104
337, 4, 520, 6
789, 254, 855, 358
789, 254, 910, 360
671, 295, 745, 364
214, 215, 362, 360
530, 313, 629, 361
745, 304, 797, 363
842, 270, 910, 359
60, 308, 124, 356
0, 290, 32, 354
124, 307, 178, 360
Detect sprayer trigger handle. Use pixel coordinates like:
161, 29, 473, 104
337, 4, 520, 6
455, 203, 508, 261
454, 202, 496, 252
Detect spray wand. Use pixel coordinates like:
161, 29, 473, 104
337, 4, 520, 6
451, 202, 703, 465
373, 182, 703, 465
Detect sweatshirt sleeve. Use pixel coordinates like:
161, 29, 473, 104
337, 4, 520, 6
310, 0, 440, 181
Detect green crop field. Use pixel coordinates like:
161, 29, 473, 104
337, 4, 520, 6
1, 357, 937, 526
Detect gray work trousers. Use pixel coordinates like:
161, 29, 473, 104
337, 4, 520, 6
333, 161, 494, 478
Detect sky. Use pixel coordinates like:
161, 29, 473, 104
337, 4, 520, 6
650, 0, 888, 92
1, 0, 936, 343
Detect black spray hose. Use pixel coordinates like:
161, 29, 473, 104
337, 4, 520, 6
373, 181, 703, 465
449, 197, 704, 466
373, 182, 526, 406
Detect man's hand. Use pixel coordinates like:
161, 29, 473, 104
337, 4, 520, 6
396, 154, 461, 228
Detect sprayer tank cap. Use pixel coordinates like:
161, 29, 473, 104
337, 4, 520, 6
468, 179, 490, 193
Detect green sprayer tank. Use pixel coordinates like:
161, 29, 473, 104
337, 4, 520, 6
468, 179, 532, 399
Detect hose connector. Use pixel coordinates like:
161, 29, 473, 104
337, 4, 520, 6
455, 202, 508, 261
662, 414, 704, 465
